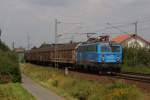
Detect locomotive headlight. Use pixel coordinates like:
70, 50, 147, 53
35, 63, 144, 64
117, 56, 120, 62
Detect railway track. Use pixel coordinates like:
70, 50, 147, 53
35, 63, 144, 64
28, 64, 150, 92
116, 72, 150, 83
68, 67, 150, 84
67, 67, 150, 84
60, 68, 150, 92
28, 63, 150, 87
69, 68, 150, 84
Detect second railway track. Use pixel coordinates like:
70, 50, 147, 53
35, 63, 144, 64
115, 72, 150, 83
67, 67, 150, 84
69, 68, 150, 84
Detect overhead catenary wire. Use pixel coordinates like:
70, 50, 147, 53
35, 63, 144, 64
54, 19, 84, 68
54, 16, 150, 44
94, 16, 150, 33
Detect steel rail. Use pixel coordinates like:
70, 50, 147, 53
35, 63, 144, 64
116, 72, 150, 83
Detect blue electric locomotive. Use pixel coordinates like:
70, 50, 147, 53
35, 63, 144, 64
76, 42, 123, 73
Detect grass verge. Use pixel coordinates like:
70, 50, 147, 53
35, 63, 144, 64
21, 63, 150, 100
0, 83, 35, 100
122, 65, 150, 74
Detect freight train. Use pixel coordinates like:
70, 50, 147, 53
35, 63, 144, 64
25, 41, 123, 73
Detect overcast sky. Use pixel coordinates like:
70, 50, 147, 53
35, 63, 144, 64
0, 0, 150, 49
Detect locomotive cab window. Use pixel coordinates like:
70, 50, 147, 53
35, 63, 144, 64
77, 44, 97, 52
77, 46, 84, 52
87, 45, 97, 52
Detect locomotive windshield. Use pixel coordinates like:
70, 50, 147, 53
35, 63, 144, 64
101, 45, 120, 52
78, 44, 97, 52
87, 45, 97, 52
111, 46, 120, 52
101, 46, 111, 52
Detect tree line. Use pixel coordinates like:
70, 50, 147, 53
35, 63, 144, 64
0, 41, 21, 83
123, 47, 150, 67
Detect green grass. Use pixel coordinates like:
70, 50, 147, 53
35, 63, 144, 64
21, 63, 150, 100
0, 83, 35, 100
122, 65, 150, 74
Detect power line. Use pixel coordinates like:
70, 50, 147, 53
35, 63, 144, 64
54, 19, 84, 42
59, 22, 83, 25
54, 17, 150, 44
63, 24, 84, 34
95, 22, 134, 33
140, 26, 150, 30
106, 22, 128, 33
108, 16, 150, 25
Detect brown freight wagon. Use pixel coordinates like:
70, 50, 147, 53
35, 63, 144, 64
25, 43, 80, 66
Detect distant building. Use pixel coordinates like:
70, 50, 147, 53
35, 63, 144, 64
14, 47, 25, 63
112, 34, 150, 48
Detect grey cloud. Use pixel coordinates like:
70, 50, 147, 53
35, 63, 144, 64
24, 0, 81, 7
0, 0, 150, 48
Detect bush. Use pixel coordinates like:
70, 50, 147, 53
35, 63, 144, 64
0, 42, 21, 83
102, 81, 142, 100
123, 47, 150, 66
0, 41, 10, 52
52, 79, 58, 87
70, 81, 90, 100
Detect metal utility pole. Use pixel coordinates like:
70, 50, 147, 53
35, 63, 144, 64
55, 19, 58, 43
12, 41, 15, 50
133, 21, 138, 66
54, 19, 60, 68
27, 34, 30, 50
0, 28, 1, 42
134, 21, 138, 35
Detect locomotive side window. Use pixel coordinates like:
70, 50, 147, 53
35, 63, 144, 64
111, 46, 120, 52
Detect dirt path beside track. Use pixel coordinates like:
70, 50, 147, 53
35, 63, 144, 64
21, 74, 63, 100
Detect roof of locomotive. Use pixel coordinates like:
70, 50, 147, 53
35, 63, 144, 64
80, 41, 121, 46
